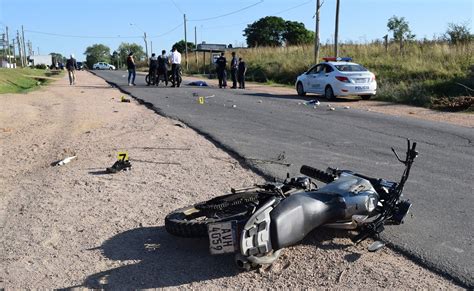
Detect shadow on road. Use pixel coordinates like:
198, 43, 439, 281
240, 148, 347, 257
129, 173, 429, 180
77, 226, 239, 288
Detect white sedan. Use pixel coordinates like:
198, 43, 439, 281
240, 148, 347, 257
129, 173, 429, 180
93, 62, 116, 70
295, 57, 376, 100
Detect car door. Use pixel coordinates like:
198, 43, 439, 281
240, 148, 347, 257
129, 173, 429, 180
313, 64, 333, 94
304, 64, 323, 93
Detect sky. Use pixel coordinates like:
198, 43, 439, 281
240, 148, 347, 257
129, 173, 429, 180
0, 0, 472, 61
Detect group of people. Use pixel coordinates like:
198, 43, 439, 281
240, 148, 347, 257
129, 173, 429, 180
126, 47, 182, 87
215, 51, 247, 89
125, 48, 247, 89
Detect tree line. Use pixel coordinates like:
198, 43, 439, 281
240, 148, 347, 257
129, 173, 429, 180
77, 15, 471, 69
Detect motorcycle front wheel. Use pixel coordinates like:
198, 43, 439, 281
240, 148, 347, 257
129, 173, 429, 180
165, 191, 265, 238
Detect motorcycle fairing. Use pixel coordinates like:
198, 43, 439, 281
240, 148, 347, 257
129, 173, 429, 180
269, 175, 379, 250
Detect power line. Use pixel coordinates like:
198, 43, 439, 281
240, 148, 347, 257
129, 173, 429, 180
201, 0, 313, 30
25, 30, 142, 39
170, 0, 184, 14
150, 23, 183, 38
188, 0, 264, 22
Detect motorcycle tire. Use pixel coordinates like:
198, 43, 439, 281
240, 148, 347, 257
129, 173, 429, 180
165, 191, 264, 238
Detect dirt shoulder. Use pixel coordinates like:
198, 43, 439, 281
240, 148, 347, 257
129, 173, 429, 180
0, 71, 462, 288
185, 75, 473, 128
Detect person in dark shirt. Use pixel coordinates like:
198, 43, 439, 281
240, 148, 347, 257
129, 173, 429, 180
230, 51, 238, 89
157, 50, 169, 86
65, 54, 77, 85
238, 57, 247, 89
126, 52, 136, 86
215, 52, 227, 88
147, 53, 158, 86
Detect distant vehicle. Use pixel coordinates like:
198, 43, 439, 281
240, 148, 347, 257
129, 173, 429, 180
295, 57, 377, 100
77, 62, 84, 70
93, 62, 116, 70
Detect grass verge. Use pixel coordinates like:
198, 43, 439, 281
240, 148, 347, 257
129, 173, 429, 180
0, 68, 63, 94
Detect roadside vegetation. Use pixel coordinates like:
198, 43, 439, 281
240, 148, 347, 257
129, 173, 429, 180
187, 41, 473, 111
0, 68, 63, 94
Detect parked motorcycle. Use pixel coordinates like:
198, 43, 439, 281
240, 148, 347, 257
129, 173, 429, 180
165, 140, 418, 270
145, 69, 182, 87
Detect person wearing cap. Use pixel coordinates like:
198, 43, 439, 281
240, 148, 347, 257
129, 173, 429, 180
65, 54, 77, 85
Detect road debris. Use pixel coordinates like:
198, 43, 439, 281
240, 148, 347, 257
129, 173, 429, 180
121, 96, 131, 103
174, 123, 187, 128
232, 104, 237, 108
246, 157, 292, 167
258, 100, 263, 103
344, 106, 350, 109
53, 156, 76, 166
329, 107, 336, 111
304, 99, 320, 106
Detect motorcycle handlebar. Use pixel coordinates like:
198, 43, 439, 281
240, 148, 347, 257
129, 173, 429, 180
300, 165, 336, 184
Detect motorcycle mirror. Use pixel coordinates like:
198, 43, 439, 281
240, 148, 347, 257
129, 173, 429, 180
368, 240, 385, 252
391, 147, 405, 164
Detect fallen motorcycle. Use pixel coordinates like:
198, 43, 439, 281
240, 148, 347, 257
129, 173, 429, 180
165, 140, 418, 270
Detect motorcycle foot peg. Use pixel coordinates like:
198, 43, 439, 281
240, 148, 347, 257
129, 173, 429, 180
234, 253, 260, 271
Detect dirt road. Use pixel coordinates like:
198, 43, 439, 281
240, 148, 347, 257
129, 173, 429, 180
0, 71, 462, 288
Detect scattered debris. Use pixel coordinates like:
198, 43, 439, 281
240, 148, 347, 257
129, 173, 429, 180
53, 156, 76, 166
121, 96, 130, 103
304, 99, 320, 106
80, 91, 85, 93
258, 100, 263, 103
232, 105, 237, 108
174, 123, 187, 128
327, 104, 332, 107
205, 94, 216, 99
188, 80, 208, 86
246, 157, 292, 167
344, 106, 350, 109
106, 159, 132, 173
329, 107, 336, 111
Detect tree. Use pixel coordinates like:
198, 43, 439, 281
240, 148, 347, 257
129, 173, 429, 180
387, 16, 415, 51
244, 16, 287, 47
284, 21, 314, 45
49, 52, 65, 66
84, 44, 111, 68
444, 22, 473, 45
172, 40, 196, 53
244, 16, 314, 47
117, 42, 145, 63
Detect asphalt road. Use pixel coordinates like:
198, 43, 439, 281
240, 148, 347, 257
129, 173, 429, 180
95, 70, 473, 287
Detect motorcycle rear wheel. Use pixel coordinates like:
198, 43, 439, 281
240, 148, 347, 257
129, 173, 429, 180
165, 192, 265, 238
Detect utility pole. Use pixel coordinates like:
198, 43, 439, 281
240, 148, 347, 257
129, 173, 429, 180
12, 39, 16, 66
314, 0, 322, 64
334, 0, 340, 58
184, 14, 188, 71
22, 25, 27, 65
6, 26, 11, 64
143, 32, 148, 59
383, 34, 388, 53
194, 26, 198, 67
17, 30, 23, 67
1, 33, 5, 61
150, 41, 153, 55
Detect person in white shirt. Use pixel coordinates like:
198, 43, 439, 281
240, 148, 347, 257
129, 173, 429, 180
170, 47, 182, 87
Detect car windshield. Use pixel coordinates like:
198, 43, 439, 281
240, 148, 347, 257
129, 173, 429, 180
335, 64, 367, 72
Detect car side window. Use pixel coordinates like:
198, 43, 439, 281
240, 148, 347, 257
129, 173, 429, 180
324, 65, 334, 73
307, 66, 318, 74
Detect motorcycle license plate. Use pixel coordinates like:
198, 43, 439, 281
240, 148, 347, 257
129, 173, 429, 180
207, 221, 238, 255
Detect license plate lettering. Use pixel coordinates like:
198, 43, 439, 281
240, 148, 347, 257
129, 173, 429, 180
208, 222, 237, 255
355, 86, 370, 90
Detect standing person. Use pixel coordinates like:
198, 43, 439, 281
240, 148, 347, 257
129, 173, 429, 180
230, 52, 238, 89
170, 47, 181, 87
237, 57, 247, 89
148, 53, 158, 86
65, 54, 77, 85
127, 52, 136, 86
215, 52, 227, 88
157, 50, 169, 86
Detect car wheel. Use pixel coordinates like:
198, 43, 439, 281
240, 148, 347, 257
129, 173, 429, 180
325, 86, 336, 100
296, 82, 306, 96
360, 95, 371, 100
